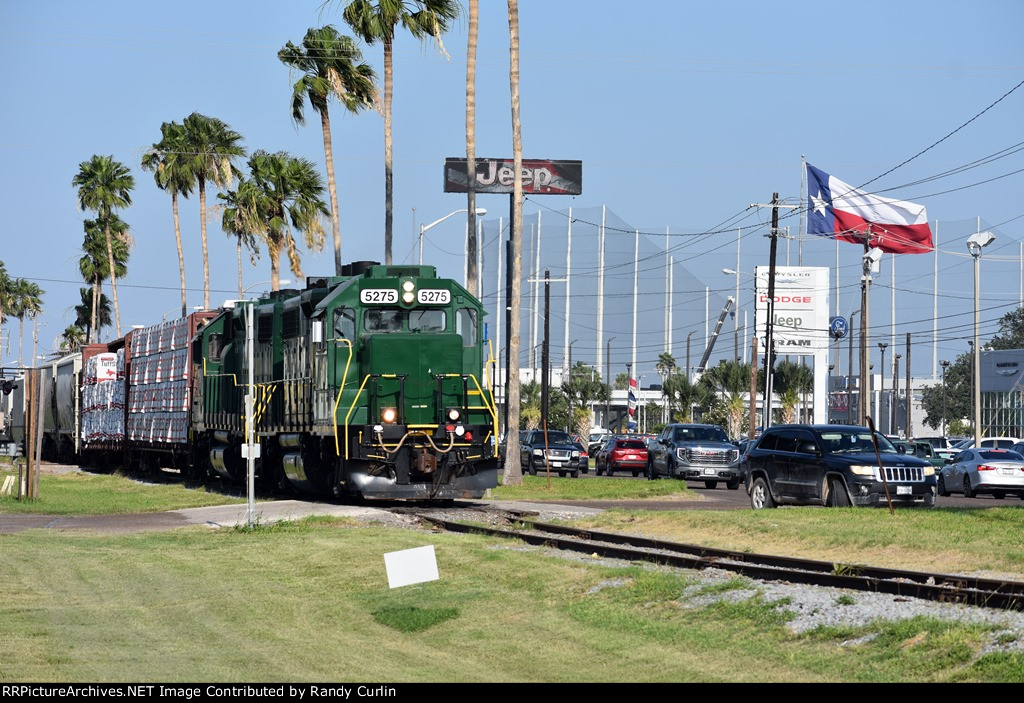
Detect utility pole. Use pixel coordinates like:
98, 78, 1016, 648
750, 194, 798, 430
905, 333, 912, 438
541, 270, 550, 424
749, 336, 759, 439
763, 193, 781, 429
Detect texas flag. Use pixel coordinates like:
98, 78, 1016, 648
806, 163, 933, 254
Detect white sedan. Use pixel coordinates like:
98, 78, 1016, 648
938, 448, 1024, 499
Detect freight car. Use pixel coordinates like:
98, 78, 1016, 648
14, 262, 500, 500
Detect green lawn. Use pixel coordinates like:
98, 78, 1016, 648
0, 467, 243, 515
1, 520, 1021, 682
571, 505, 1024, 577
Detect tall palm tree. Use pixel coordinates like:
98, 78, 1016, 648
246, 150, 329, 290
79, 217, 129, 343
182, 112, 246, 308
342, 0, 459, 264
73, 287, 112, 344
465, 0, 479, 295
11, 278, 44, 367
503, 0, 523, 484
0, 262, 11, 356
72, 154, 134, 337
279, 26, 377, 276
142, 120, 193, 318
219, 178, 263, 298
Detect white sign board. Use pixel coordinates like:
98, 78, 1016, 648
384, 545, 440, 589
753, 266, 830, 356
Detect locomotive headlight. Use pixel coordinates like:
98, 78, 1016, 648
402, 291, 415, 304
454, 424, 466, 437
446, 407, 461, 422
402, 280, 415, 292
381, 407, 398, 424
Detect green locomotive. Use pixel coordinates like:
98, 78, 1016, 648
194, 262, 499, 499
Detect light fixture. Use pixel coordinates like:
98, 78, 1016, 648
381, 407, 398, 424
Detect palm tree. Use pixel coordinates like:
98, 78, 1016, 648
246, 150, 329, 290
59, 325, 86, 353
0, 262, 11, 356
73, 288, 112, 344
562, 361, 609, 440
503, 0, 523, 484
700, 360, 751, 439
773, 359, 814, 424
79, 217, 129, 343
182, 112, 246, 308
663, 373, 712, 423
141, 121, 193, 318
519, 380, 541, 430
342, 0, 459, 264
11, 278, 44, 367
219, 178, 263, 298
465, 0, 479, 295
72, 154, 134, 337
279, 26, 377, 276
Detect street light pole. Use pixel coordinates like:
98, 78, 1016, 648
419, 208, 487, 265
967, 231, 995, 445
878, 342, 888, 430
940, 359, 950, 437
893, 353, 902, 436
605, 336, 615, 430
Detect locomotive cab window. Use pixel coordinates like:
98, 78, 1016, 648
456, 308, 477, 347
364, 308, 403, 333
409, 309, 445, 333
207, 333, 224, 362
333, 307, 356, 340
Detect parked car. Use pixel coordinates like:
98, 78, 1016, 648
588, 431, 612, 455
952, 437, 1020, 451
594, 437, 649, 477
743, 424, 936, 509
914, 436, 955, 450
573, 441, 590, 474
520, 429, 585, 478
937, 448, 1024, 499
648, 423, 741, 489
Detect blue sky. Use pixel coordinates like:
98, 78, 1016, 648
1, 0, 1022, 381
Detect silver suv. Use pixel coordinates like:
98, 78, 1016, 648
647, 423, 741, 489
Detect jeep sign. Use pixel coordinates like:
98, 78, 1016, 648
443, 158, 583, 195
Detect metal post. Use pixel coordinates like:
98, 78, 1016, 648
246, 302, 256, 528
878, 342, 887, 431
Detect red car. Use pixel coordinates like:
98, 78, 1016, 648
595, 437, 649, 477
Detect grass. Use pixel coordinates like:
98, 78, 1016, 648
492, 474, 695, 501
570, 505, 1024, 576
0, 467, 243, 515
4, 523, 1020, 682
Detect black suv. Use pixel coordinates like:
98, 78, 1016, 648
647, 423, 741, 489
743, 424, 936, 509
519, 429, 585, 478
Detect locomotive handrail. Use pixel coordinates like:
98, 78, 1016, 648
342, 373, 375, 459
329, 338, 354, 458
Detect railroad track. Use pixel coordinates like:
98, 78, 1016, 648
420, 512, 1024, 611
